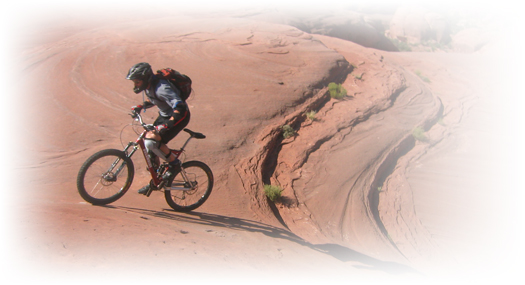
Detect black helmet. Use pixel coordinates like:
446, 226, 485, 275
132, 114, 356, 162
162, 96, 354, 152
126, 62, 153, 93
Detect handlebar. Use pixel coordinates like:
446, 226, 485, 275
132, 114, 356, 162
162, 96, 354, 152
130, 110, 155, 131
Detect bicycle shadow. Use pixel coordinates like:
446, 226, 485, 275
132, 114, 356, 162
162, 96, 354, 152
102, 205, 419, 275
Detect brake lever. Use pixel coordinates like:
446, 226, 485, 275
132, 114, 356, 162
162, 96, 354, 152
144, 124, 156, 131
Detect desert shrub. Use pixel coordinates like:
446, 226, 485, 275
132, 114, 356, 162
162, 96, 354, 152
390, 38, 412, 51
264, 184, 283, 202
421, 40, 451, 52
305, 110, 317, 121
412, 126, 428, 142
328, 82, 347, 99
281, 124, 297, 139
415, 70, 431, 83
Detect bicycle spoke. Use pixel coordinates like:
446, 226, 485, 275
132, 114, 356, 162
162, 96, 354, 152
164, 161, 213, 212
89, 177, 104, 196
77, 149, 134, 205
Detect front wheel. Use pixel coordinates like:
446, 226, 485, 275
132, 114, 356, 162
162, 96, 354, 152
164, 161, 213, 212
77, 149, 135, 205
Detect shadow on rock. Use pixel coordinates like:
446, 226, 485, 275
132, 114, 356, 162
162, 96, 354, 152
312, 243, 420, 275
102, 205, 419, 276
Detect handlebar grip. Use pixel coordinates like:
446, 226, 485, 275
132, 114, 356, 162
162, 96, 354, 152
144, 124, 156, 131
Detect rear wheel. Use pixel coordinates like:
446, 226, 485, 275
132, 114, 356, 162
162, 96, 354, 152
164, 161, 213, 212
77, 149, 134, 205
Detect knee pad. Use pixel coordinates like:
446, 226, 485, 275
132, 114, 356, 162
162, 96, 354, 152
144, 138, 159, 151
144, 139, 167, 161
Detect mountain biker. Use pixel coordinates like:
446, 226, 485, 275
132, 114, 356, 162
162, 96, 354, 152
126, 62, 191, 195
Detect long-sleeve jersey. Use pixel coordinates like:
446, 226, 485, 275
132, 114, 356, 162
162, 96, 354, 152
145, 78, 184, 118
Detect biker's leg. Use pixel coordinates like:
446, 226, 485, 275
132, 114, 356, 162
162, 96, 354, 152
149, 111, 189, 163
144, 132, 174, 162
159, 143, 176, 163
159, 110, 191, 160
158, 116, 190, 172
139, 113, 189, 195
139, 133, 172, 195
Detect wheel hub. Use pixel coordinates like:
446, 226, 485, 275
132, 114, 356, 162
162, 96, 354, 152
102, 172, 117, 185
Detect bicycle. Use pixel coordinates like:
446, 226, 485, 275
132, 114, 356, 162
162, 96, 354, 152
76, 110, 214, 212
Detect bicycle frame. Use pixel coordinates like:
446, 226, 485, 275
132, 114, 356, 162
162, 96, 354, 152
120, 113, 197, 190
77, 110, 212, 211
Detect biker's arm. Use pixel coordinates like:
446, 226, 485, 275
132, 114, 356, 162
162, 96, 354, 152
142, 99, 155, 109
156, 81, 187, 128
152, 104, 186, 134
166, 103, 187, 128
132, 99, 155, 113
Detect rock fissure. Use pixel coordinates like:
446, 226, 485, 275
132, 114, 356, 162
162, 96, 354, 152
233, 58, 352, 229
250, 60, 444, 248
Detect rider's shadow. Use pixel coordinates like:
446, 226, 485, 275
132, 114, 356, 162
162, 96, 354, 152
103, 205, 418, 276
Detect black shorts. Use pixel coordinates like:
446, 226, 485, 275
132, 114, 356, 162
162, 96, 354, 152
153, 110, 190, 145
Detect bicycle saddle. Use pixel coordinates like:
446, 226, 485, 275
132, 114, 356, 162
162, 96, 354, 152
184, 128, 206, 139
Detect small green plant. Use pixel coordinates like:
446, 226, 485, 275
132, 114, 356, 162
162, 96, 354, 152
415, 70, 431, 83
390, 38, 412, 52
305, 110, 317, 121
354, 73, 363, 80
412, 126, 428, 142
421, 40, 451, 52
328, 82, 347, 99
281, 124, 297, 139
264, 184, 283, 202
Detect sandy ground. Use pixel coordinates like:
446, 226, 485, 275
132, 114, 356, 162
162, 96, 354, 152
2, 3, 524, 285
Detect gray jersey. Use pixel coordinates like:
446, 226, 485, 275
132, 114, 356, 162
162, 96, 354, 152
145, 78, 183, 118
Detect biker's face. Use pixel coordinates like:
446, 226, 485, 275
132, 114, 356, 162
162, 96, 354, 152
132, 79, 143, 89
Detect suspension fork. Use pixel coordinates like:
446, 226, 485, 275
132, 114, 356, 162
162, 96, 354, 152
107, 140, 139, 180
108, 131, 160, 186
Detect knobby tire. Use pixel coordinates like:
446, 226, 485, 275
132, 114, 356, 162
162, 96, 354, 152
77, 149, 135, 205
164, 160, 213, 212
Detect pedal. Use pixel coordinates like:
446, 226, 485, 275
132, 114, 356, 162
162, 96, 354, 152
145, 180, 158, 197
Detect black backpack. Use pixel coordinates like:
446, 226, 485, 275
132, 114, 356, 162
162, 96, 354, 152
155, 68, 192, 101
